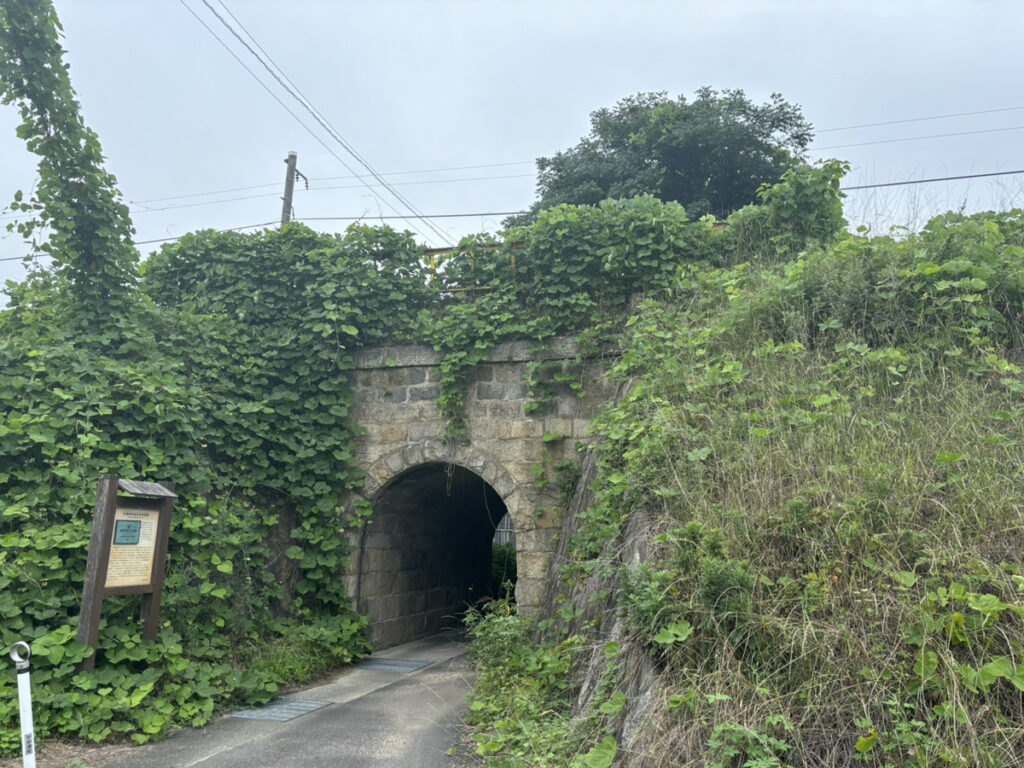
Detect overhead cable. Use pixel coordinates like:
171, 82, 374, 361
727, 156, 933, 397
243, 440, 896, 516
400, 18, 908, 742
309, 160, 535, 183
178, 0, 441, 246
819, 105, 1024, 133
131, 181, 282, 205
814, 124, 1024, 151
127, 173, 534, 215
125, 161, 536, 208
4, 168, 1024, 232
842, 168, 1024, 191
6, 163, 1024, 260
132, 220, 279, 246
202, 0, 452, 245
294, 211, 527, 222
0, 220, 281, 259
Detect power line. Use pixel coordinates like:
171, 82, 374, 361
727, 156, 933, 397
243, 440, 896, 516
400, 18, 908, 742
126, 173, 534, 216
181, 0, 437, 243
22, 117, 1024, 221
0, 221, 281, 258
25, 95, 1024, 215
6, 167, 1024, 260
130, 181, 282, 205
178, 0, 441, 247
1, 169, 523, 225
842, 168, 1024, 191
818, 105, 1024, 133
6, 167, 1024, 233
292, 169, 1024, 217
36, 99, 1024, 212
99, 118, 1024, 210
295, 211, 526, 222
124, 160, 537, 208
11, 83, 1024, 224
112, 170, 1024, 239
131, 190, 280, 214
129, 172, 1024, 242
37, 100, 1024, 212
202, 0, 452, 246
310, 160, 534, 183
103, 156, 1024, 222
115, 165, 1024, 219
314, 173, 532, 193
133, 220, 279, 246
814, 124, 1024, 151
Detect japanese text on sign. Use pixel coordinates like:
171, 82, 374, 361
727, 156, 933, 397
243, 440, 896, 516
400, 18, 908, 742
104, 507, 160, 588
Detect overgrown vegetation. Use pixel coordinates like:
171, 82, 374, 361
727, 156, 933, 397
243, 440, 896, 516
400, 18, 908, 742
8, 4, 1024, 765
0, 189, 720, 750
0, 2, 820, 754
429, 194, 707, 435
465, 599, 622, 768
0, 224, 419, 750
490, 542, 518, 597
0, 30, 849, 747
1, 2, 376, 751
465, 200, 1024, 766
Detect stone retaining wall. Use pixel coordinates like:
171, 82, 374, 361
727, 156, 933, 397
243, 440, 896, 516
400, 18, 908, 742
346, 337, 618, 646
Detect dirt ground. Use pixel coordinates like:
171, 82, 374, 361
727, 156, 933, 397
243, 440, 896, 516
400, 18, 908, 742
0, 738, 135, 768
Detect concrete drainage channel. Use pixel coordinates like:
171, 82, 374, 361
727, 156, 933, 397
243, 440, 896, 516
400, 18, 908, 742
231, 659, 431, 722
231, 698, 331, 723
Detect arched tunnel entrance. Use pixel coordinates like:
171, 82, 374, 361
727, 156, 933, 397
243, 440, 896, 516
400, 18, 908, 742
356, 462, 513, 648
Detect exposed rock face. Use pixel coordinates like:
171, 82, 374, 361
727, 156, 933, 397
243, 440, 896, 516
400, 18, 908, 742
540, 450, 663, 765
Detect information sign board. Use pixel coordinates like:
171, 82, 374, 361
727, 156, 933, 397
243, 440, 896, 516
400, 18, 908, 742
105, 507, 161, 588
77, 476, 175, 671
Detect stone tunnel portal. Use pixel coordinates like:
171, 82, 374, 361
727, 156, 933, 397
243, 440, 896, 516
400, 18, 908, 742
357, 462, 510, 648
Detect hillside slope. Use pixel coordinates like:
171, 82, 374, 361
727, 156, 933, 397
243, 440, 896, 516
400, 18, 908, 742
465, 208, 1024, 768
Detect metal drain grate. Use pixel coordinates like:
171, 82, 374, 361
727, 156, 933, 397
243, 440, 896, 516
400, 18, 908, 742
357, 658, 429, 673
232, 698, 330, 722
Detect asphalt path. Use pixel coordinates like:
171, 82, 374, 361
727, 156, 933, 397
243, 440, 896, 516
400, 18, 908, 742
106, 631, 475, 768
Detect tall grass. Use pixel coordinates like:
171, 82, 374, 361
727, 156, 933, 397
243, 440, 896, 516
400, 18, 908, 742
467, 208, 1024, 767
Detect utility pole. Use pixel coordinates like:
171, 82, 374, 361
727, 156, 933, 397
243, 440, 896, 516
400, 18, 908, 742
280, 151, 298, 227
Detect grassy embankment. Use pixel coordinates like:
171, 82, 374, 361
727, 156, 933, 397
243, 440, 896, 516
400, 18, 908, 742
465, 209, 1024, 768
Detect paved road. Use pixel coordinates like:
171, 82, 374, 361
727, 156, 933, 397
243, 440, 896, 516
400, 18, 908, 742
107, 631, 475, 768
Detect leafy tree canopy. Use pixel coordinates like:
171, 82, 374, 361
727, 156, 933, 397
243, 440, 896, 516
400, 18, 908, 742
510, 88, 813, 225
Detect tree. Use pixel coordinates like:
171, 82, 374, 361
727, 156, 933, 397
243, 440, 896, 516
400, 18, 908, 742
0, 0, 137, 324
510, 88, 813, 225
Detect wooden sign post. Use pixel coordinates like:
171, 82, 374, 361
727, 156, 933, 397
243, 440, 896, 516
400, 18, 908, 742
77, 476, 176, 672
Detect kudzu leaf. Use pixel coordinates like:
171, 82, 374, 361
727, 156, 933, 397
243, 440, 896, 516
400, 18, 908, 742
581, 736, 617, 768
854, 729, 877, 753
598, 690, 626, 715
892, 571, 917, 588
980, 657, 1014, 680
1011, 667, 1024, 692
653, 628, 676, 644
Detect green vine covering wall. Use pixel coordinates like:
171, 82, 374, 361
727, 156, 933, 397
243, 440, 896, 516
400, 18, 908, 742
0, 180, 845, 752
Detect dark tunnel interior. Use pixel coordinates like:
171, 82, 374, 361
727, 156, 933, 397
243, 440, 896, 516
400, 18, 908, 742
356, 462, 510, 648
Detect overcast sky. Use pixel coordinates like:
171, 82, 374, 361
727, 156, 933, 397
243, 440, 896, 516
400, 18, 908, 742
4, 0, 1024, 296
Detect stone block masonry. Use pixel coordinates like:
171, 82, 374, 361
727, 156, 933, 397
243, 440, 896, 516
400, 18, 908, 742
345, 337, 617, 648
